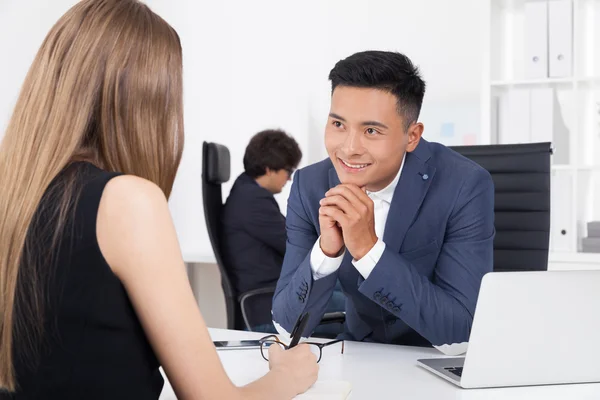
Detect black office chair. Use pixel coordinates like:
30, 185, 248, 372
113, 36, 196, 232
449, 142, 552, 272
201, 142, 242, 329
202, 141, 345, 332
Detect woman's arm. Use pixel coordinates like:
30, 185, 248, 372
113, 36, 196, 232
97, 175, 317, 400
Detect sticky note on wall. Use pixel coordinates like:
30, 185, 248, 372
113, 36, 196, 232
462, 134, 477, 145
440, 123, 455, 138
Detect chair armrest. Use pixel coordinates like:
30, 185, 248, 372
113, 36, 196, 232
319, 311, 346, 325
238, 288, 346, 331
238, 287, 276, 330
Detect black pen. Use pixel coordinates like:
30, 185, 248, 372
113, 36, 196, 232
288, 312, 310, 349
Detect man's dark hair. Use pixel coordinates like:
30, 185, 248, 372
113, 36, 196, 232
328, 50, 426, 130
243, 129, 302, 178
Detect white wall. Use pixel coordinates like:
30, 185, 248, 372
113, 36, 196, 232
0, 0, 80, 132
0, 0, 487, 260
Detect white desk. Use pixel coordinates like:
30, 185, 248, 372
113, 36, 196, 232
159, 328, 600, 400
182, 251, 216, 265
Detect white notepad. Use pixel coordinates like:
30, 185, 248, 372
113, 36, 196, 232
295, 380, 352, 400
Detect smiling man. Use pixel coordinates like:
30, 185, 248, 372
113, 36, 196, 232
272, 51, 495, 350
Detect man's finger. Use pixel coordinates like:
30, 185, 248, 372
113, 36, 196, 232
340, 184, 374, 214
319, 213, 338, 228
326, 185, 363, 206
319, 205, 348, 227
326, 185, 372, 213
320, 195, 358, 217
339, 184, 372, 204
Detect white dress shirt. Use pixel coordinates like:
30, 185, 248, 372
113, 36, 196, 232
310, 156, 405, 280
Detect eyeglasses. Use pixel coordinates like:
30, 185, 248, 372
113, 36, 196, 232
258, 335, 344, 363
284, 168, 295, 178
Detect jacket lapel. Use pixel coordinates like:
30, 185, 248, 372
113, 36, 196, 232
383, 139, 436, 254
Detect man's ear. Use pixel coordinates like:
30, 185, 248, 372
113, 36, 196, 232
405, 122, 424, 153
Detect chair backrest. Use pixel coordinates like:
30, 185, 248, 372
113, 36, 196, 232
201, 141, 241, 329
449, 142, 552, 272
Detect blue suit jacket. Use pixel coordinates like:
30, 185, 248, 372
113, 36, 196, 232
272, 139, 495, 346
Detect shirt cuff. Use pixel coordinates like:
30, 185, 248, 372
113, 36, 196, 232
352, 239, 386, 279
434, 342, 469, 356
310, 236, 345, 280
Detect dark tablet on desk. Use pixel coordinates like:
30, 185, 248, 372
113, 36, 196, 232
214, 340, 262, 350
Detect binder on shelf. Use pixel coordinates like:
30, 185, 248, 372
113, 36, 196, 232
595, 90, 600, 143
581, 237, 600, 253
550, 170, 575, 252
524, 0, 549, 79
588, 221, 600, 238
590, 89, 600, 167
491, 95, 500, 144
530, 88, 554, 143
530, 88, 571, 164
548, 0, 573, 78
499, 89, 530, 144
550, 89, 570, 164
498, 87, 571, 161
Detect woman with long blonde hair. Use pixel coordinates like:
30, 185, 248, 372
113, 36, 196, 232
0, 0, 317, 398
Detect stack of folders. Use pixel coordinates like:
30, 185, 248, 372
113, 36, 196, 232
582, 222, 600, 253
524, 0, 573, 79
497, 87, 570, 164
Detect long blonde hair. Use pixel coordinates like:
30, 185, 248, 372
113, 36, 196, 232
0, 0, 184, 390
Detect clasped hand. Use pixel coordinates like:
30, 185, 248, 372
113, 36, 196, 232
318, 184, 377, 261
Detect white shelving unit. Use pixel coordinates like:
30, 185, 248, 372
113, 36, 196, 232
490, 76, 600, 86
483, 0, 600, 270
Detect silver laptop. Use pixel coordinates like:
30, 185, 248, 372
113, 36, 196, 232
418, 270, 600, 389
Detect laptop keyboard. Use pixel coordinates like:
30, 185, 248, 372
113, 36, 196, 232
444, 367, 463, 377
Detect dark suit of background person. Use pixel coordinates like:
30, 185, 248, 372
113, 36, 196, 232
223, 170, 347, 333
222, 172, 287, 328
271, 51, 495, 351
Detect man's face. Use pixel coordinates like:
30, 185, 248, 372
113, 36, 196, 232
324, 86, 422, 191
266, 168, 292, 194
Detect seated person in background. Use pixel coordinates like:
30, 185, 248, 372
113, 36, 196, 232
222, 129, 302, 331
0, 1, 317, 398
272, 50, 495, 352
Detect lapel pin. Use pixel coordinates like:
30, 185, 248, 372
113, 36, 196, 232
421, 173, 429, 180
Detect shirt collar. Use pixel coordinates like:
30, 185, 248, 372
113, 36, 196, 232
366, 154, 405, 204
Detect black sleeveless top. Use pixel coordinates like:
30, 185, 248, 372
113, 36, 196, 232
6, 162, 163, 399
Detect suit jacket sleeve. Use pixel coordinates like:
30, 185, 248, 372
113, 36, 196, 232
272, 169, 338, 334
358, 167, 495, 346
244, 190, 287, 256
